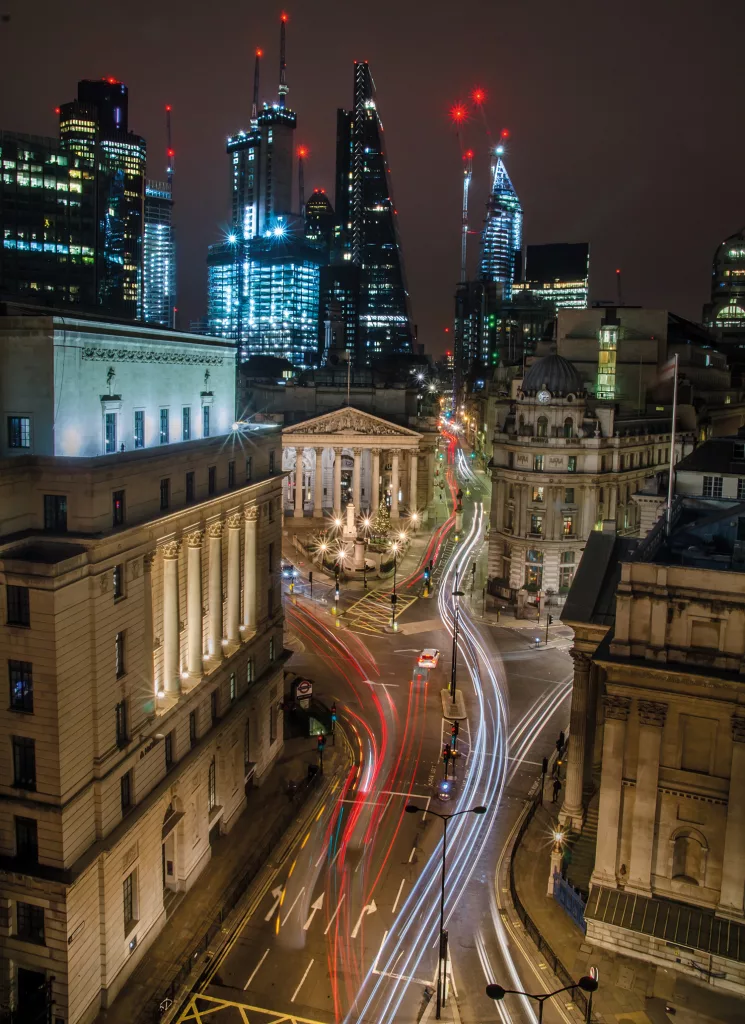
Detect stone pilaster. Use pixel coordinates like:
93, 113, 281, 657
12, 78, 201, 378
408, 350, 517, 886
161, 540, 181, 695
313, 447, 324, 518
559, 650, 591, 830
627, 700, 667, 894
226, 513, 242, 647
207, 520, 223, 662
718, 715, 745, 918
243, 505, 259, 631
185, 531, 204, 682
591, 695, 631, 887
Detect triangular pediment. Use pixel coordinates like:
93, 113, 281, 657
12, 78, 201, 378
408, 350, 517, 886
282, 406, 421, 439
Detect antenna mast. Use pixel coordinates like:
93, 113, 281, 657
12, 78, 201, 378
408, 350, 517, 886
297, 146, 307, 214
165, 105, 173, 191
279, 13, 288, 108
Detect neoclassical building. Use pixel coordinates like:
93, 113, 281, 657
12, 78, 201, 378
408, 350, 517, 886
488, 354, 692, 600
281, 406, 438, 521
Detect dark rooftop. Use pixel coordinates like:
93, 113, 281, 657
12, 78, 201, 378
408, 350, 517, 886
675, 434, 745, 476
3, 540, 88, 564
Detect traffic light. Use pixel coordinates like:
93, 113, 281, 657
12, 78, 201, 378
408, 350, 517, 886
308, 571, 313, 584
547, 614, 553, 626
423, 566, 430, 584
443, 743, 451, 761
317, 734, 326, 751
542, 756, 549, 775
451, 721, 459, 738
331, 702, 337, 722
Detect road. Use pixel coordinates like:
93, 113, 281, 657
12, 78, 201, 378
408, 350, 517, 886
176, 435, 574, 1024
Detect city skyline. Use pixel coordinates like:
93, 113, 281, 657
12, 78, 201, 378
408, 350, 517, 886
0, 0, 743, 353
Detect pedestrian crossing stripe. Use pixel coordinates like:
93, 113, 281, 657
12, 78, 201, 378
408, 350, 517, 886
178, 992, 328, 1023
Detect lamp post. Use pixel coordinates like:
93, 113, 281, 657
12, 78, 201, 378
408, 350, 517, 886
485, 976, 598, 1024
406, 804, 487, 1019
390, 541, 400, 630
361, 516, 372, 590
450, 581, 465, 704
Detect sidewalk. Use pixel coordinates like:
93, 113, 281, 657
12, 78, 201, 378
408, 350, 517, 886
512, 788, 744, 1024
95, 736, 347, 1024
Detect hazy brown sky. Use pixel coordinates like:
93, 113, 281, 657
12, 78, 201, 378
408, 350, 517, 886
1, 0, 743, 354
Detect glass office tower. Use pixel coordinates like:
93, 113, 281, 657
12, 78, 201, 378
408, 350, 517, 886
143, 180, 175, 326
479, 152, 522, 300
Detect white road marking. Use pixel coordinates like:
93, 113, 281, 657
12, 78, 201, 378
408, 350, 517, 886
422, 795, 432, 820
281, 886, 306, 926
408, 846, 417, 863
290, 958, 314, 1002
392, 878, 406, 914
323, 893, 346, 935
303, 893, 324, 931
351, 900, 377, 939
372, 929, 389, 973
244, 948, 269, 990
263, 885, 284, 922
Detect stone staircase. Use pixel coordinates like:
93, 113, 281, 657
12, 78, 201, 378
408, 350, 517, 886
565, 797, 599, 897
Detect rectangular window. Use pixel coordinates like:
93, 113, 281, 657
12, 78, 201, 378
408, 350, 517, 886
735, 443, 745, 461
208, 466, 216, 495
531, 486, 544, 502
9, 661, 33, 712
703, 476, 723, 498
104, 411, 117, 454
739, 479, 745, 500
246, 658, 254, 684
185, 471, 195, 503
244, 721, 250, 771
12, 736, 35, 790
182, 406, 191, 441
6, 585, 30, 626
7, 415, 30, 449
202, 405, 210, 438
210, 690, 218, 724
268, 499, 274, 523
134, 410, 144, 449
563, 515, 574, 536
246, 456, 252, 482
120, 770, 132, 813
159, 408, 169, 444
113, 564, 124, 599
15, 817, 38, 862
567, 456, 577, 472
533, 455, 543, 472
564, 488, 575, 504
115, 699, 128, 748
165, 730, 174, 770
208, 757, 216, 811
269, 705, 277, 745
269, 636, 275, 663
268, 587, 274, 618
123, 871, 136, 931
115, 632, 125, 678
112, 490, 125, 526
530, 514, 543, 535
229, 672, 236, 702
228, 460, 235, 488
160, 477, 170, 511
189, 710, 197, 748
43, 494, 67, 532
268, 542, 274, 573
269, 450, 276, 475
16, 902, 44, 944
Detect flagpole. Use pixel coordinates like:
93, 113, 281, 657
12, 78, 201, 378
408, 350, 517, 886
665, 353, 679, 536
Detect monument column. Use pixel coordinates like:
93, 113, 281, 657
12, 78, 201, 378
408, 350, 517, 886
294, 449, 304, 519
627, 700, 667, 894
352, 447, 362, 511
559, 650, 591, 830
391, 449, 400, 519
333, 446, 343, 515
207, 520, 223, 662
371, 449, 380, 511
591, 695, 631, 887
243, 505, 259, 630
161, 541, 181, 695
719, 715, 745, 917
226, 513, 242, 646
313, 447, 324, 518
186, 531, 204, 681
409, 448, 419, 513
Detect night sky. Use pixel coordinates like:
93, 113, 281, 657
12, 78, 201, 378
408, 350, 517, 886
1, 0, 744, 355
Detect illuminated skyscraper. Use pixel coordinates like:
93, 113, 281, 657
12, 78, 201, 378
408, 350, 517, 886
59, 79, 146, 316
143, 180, 175, 326
479, 149, 522, 299
703, 229, 745, 366
334, 61, 413, 364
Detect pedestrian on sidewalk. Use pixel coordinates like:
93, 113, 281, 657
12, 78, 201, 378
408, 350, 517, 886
552, 778, 562, 803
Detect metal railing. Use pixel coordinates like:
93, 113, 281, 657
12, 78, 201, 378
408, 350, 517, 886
553, 872, 587, 934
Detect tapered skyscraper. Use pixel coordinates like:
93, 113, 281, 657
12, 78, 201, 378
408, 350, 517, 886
479, 148, 522, 299
333, 61, 413, 364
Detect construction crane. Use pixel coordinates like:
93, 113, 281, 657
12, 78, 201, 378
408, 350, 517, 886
165, 104, 174, 192
297, 145, 308, 214
251, 47, 262, 125
279, 12, 289, 108
460, 149, 473, 283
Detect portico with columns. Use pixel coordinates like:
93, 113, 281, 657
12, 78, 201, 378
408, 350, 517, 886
281, 407, 435, 522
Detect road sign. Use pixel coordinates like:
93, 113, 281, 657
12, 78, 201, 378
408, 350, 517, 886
295, 678, 312, 709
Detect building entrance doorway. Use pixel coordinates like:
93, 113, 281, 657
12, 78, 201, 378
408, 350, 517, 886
16, 968, 47, 1023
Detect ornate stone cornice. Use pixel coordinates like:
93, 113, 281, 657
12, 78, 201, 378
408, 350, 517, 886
352, 446, 363, 456
639, 699, 668, 728
604, 694, 631, 721
244, 504, 259, 523
226, 513, 243, 530
570, 649, 592, 670
390, 447, 401, 456
286, 407, 417, 438
143, 551, 157, 572
185, 530, 204, 548
314, 446, 325, 456
732, 715, 745, 744
206, 521, 223, 539
160, 540, 180, 559
83, 346, 224, 366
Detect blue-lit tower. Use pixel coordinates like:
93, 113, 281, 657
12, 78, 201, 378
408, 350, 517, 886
206, 16, 323, 365
478, 143, 522, 299
143, 106, 176, 326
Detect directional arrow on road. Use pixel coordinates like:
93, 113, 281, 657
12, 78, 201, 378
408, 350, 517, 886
351, 900, 377, 939
264, 886, 284, 922
303, 893, 325, 931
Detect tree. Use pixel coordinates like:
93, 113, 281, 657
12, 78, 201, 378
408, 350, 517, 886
369, 499, 391, 539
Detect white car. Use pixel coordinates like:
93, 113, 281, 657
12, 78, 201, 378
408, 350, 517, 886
418, 649, 441, 668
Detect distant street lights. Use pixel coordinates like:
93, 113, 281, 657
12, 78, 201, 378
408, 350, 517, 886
406, 804, 487, 1019
485, 976, 598, 1024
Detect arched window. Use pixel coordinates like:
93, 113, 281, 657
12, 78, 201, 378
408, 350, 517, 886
564, 417, 574, 438
537, 416, 548, 438
671, 828, 706, 885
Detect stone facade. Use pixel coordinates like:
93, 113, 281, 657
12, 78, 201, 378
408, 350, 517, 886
0, 430, 285, 1022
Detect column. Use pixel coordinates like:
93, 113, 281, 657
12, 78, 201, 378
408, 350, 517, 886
627, 700, 667, 894
186, 531, 204, 681
333, 446, 343, 515
591, 695, 630, 887
161, 541, 181, 695
207, 520, 223, 661
313, 447, 324, 518
294, 449, 304, 519
391, 449, 400, 519
584, 662, 599, 794
226, 513, 242, 646
243, 505, 259, 630
286, 447, 295, 510
371, 449, 380, 511
559, 650, 591, 830
409, 448, 419, 513
143, 551, 155, 695
718, 715, 745, 917
351, 446, 362, 512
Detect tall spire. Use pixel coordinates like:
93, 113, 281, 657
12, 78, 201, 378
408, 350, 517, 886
278, 12, 288, 108
251, 47, 262, 124
479, 140, 522, 299
165, 104, 174, 191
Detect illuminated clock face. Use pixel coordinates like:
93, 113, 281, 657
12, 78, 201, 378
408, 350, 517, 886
537, 389, 551, 404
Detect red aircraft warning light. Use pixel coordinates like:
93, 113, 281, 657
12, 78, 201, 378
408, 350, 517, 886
450, 104, 467, 124
297, 145, 308, 159
472, 87, 486, 105
281, 11, 288, 21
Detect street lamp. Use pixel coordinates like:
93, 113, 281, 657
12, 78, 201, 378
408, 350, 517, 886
406, 804, 487, 1019
485, 975, 598, 1024
450, 584, 465, 704
389, 540, 400, 629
